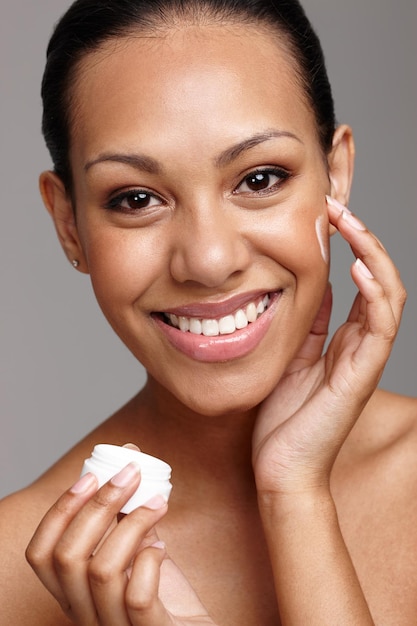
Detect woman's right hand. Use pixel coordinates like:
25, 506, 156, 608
26, 464, 216, 625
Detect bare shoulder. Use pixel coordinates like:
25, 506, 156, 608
333, 389, 417, 623
0, 401, 144, 625
334, 388, 417, 504
0, 484, 72, 626
337, 388, 417, 464
0, 426, 110, 625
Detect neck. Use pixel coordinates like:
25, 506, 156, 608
126, 376, 260, 505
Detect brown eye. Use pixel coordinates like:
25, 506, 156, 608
235, 168, 289, 195
124, 192, 152, 210
106, 189, 162, 213
244, 172, 273, 191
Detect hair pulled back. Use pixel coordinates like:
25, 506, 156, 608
42, 0, 335, 191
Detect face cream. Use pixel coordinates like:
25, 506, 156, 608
81, 444, 172, 514
315, 214, 330, 264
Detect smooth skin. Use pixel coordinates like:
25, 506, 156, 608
1, 23, 416, 626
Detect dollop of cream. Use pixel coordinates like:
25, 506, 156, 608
315, 215, 330, 264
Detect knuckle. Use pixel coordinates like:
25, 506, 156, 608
88, 557, 116, 587
25, 541, 44, 569
53, 541, 78, 575
125, 586, 153, 613
88, 485, 124, 513
397, 284, 407, 306
384, 322, 398, 342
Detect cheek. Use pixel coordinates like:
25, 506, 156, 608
81, 226, 164, 314
254, 206, 329, 274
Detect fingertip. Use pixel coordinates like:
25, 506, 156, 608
141, 494, 168, 510
150, 540, 166, 550
126, 544, 167, 620
123, 442, 141, 451
326, 195, 352, 215
354, 258, 374, 280
69, 472, 98, 495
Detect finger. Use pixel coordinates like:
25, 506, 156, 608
125, 543, 170, 625
123, 442, 141, 451
327, 197, 406, 327
285, 283, 332, 373
327, 258, 398, 401
127, 546, 211, 624
53, 462, 142, 625
346, 290, 363, 325
25, 472, 99, 616
89, 496, 168, 626
349, 257, 398, 374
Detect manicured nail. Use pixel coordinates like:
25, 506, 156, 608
342, 210, 366, 231
110, 462, 141, 488
70, 472, 97, 494
326, 195, 352, 215
141, 494, 168, 510
122, 442, 140, 451
151, 540, 166, 550
355, 258, 374, 279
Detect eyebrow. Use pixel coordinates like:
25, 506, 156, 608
84, 129, 302, 173
85, 153, 161, 174
214, 130, 302, 167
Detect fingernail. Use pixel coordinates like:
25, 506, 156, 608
122, 442, 140, 451
70, 472, 97, 494
355, 258, 374, 279
141, 494, 168, 510
151, 540, 166, 550
110, 462, 141, 488
342, 210, 366, 231
326, 195, 352, 215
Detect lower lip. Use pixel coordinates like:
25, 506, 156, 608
152, 292, 282, 363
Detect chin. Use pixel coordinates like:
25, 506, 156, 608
162, 367, 279, 418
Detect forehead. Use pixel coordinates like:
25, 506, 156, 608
70, 24, 316, 163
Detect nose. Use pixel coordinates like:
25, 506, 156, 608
169, 199, 251, 288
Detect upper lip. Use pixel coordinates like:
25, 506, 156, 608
158, 289, 276, 318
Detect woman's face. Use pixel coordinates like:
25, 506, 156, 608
67, 24, 331, 415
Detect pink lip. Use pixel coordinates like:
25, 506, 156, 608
153, 291, 282, 363
161, 289, 271, 318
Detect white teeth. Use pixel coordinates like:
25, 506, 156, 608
166, 294, 270, 336
189, 318, 202, 335
202, 319, 219, 336
218, 314, 236, 335
234, 309, 248, 329
246, 301, 257, 323
178, 316, 190, 332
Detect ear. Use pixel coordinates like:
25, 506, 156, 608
39, 171, 89, 273
328, 124, 355, 205
327, 124, 355, 235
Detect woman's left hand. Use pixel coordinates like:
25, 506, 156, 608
252, 196, 407, 496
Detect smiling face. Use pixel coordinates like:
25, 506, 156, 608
44, 23, 345, 416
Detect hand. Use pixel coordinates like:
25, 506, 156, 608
26, 461, 216, 625
252, 196, 406, 496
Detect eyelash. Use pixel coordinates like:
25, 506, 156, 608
105, 189, 163, 214
233, 167, 291, 196
104, 166, 291, 213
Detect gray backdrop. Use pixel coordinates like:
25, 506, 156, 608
1, 0, 416, 498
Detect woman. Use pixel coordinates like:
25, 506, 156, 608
1, 0, 416, 624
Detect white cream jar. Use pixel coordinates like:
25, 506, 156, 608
81, 444, 172, 514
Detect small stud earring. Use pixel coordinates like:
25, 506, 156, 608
72, 259, 79, 268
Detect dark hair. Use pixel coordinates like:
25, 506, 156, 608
42, 0, 336, 192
